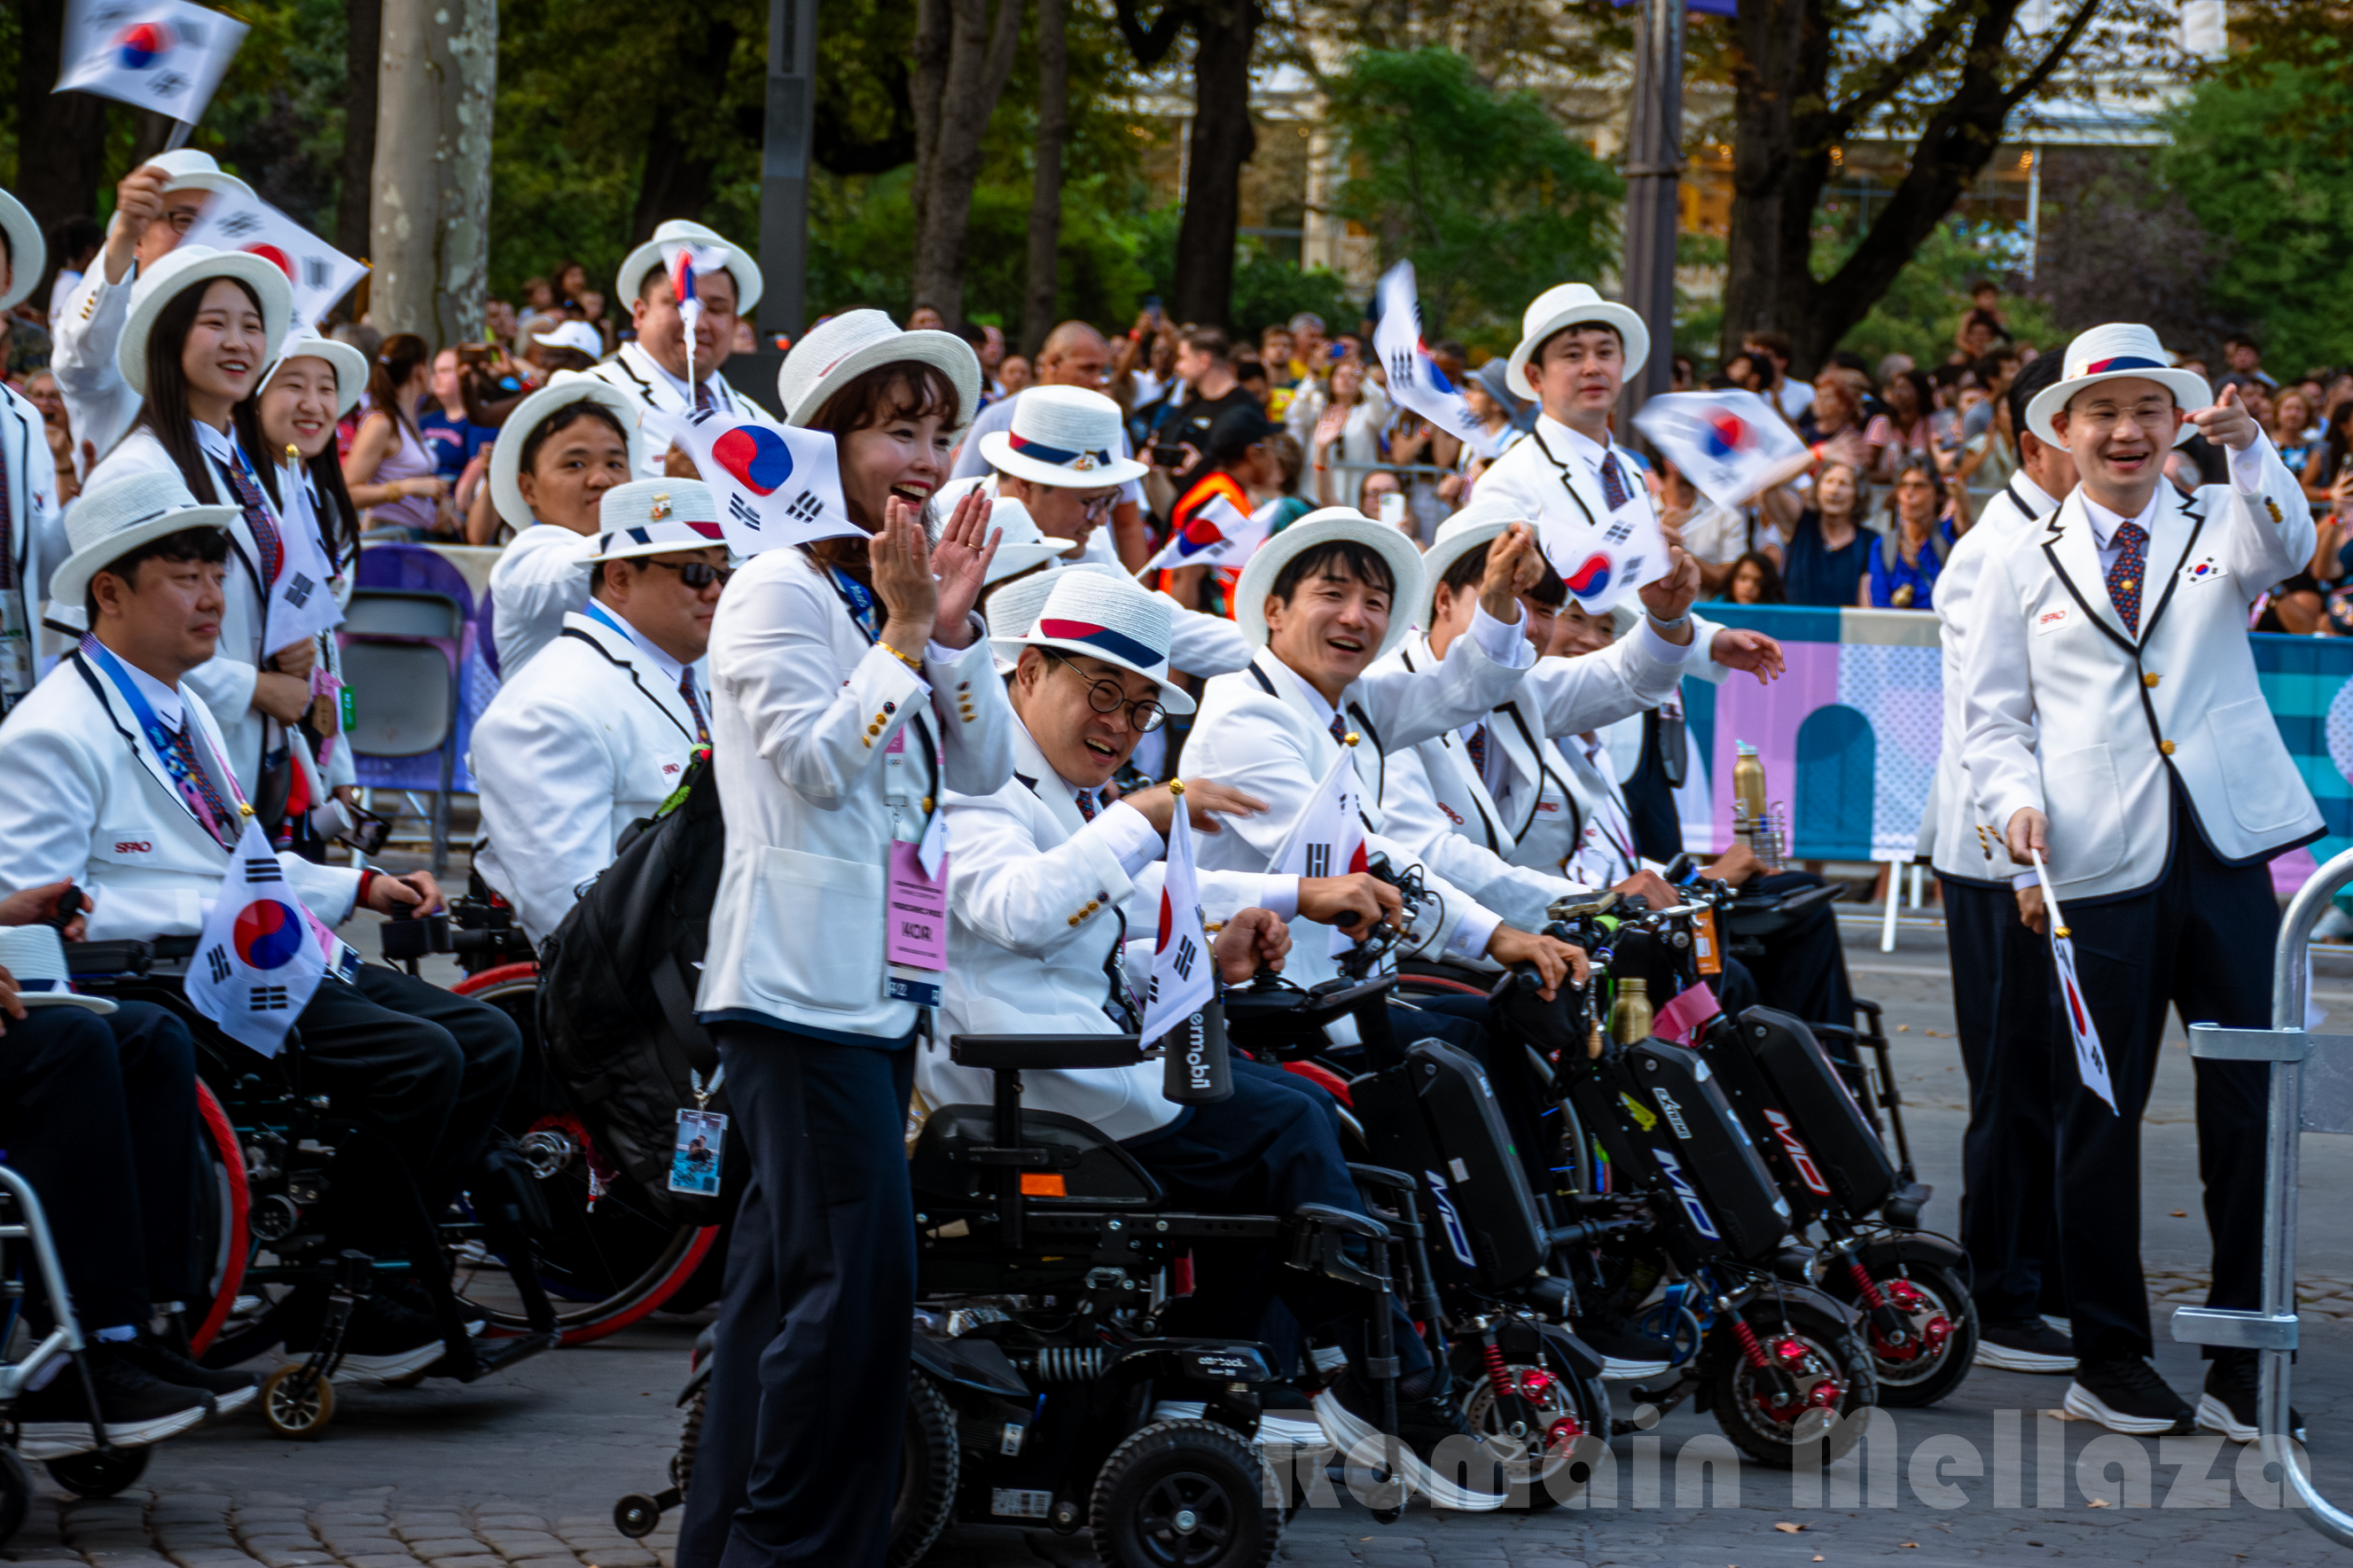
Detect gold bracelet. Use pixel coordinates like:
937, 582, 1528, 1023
879, 641, 924, 674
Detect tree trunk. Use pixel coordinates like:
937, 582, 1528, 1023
910, 0, 952, 249
12, 0, 109, 240
1169, 0, 1257, 329
630, 16, 742, 243
910, 0, 1024, 324
336, 0, 382, 261
1721, 0, 1830, 370
1021, 0, 1067, 355
371, 0, 497, 346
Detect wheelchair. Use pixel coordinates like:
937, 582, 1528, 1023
614, 1030, 1424, 1568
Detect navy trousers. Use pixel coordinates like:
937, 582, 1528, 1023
680, 1026, 915, 1568
2054, 811, 2275, 1365
1939, 874, 2062, 1322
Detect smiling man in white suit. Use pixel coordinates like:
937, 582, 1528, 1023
1961, 323, 2319, 1443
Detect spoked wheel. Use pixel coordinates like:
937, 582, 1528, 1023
1822, 1253, 1974, 1408
1089, 1421, 1280, 1568
260, 1365, 335, 1439
1707, 1297, 1876, 1469
888, 1373, 958, 1568
187, 1080, 250, 1358
43, 1444, 152, 1498
1453, 1349, 1610, 1510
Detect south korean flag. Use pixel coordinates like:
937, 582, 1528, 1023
1268, 740, 1371, 957
653, 408, 856, 557
1137, 790, 1216, 1048
262, 488, 342, 648
187, 818, 330, 1057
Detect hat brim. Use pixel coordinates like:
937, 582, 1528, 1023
49, 503, 241, 612
491, 376, 648, 533
976, 430, 1149, 489
617, 238, 763, 318
160, 169, 255, 203
118, 250, 294, 395
1416, 518, 1509, 630
782, 330, 983, 434
2025, 367, 2212, 449
986, 634, 1198, 716
16, 987, 116, 1015
1232, 509, 1428, 659
982, 539, 1074, 585
0, 191, 43, 313
1507, 300, 1650, 403
582, 527, 729, 564
267, 337, 370, 417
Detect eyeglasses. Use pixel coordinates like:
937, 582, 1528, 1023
1077, 494, 1118, 520
1044, 651, 1167, 732
2070, 401, 2177, 434
644, 560, 733, 589
160, 207, 203, 234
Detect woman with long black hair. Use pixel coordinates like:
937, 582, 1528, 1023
84, 245, 304, 801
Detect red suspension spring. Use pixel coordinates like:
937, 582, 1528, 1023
1729, 1314, 1771, 1370
1481, 1338, 1515, 1403
1848, 1261, 1889, 1311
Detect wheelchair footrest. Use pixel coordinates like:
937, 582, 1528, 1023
445, 1330, 559, 1382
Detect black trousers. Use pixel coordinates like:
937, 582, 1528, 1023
2054, 815, 2275, 1365
0, 1001, 196, 1331
681, 1026, 916, 1568
292, 965, 522, 1225
1939, 875, 2061, 1322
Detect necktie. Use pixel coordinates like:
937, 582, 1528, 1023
166, 722, 239, 848
1328, 711, 1348, 747
1075, 789, 1098, 823
678, 671, 710, 745
222, 446, 285, 587
1466, 722, 1489, 780
1599, 452, 1630, 511
2106, 519, 2149, 635
694, 377, 715, 413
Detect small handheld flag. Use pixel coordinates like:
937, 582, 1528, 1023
1266, 736, 1372, 957
653, 407, 856, 557
1372, 261, 1511, 462
661, 241, 727, 394
1138, 782, 1217, 1047
1632, 389, 1810, 510
1140, 492, 1269, 573
186, 817, 330, 1057
57, 0, 247, 126
2031, 847, 2117, 1113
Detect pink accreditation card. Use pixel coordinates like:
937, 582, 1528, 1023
884, 839, 949, 1006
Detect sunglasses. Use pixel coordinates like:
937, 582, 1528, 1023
643, 560, 733, 589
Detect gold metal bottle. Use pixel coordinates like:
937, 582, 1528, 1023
1612, 976, 1653, 1045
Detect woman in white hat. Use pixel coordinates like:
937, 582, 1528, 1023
478, 374, 645, 675
679, 309, 1012, 1568
0, 185, 66, 716
82, 244, 304, 804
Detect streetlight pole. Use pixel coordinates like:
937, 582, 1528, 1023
760, 0, 817, 346
1618, 0, 1684, 430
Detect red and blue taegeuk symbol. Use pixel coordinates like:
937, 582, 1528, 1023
1174, 513, 1229, 558
1564, 553, 1614, 600
713, 425, 793, 496
2185, 558, 2217, 582
247, 244, 293, 277
1702, 410, 1752, 457
232, 900, 306, 971
114, 20, 173, 67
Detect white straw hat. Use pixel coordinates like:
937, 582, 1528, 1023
0, 189, 44, 313
984, 564, 1070, 669
976, 386, 1146, 488
989, 570, 1196, 714
1506, 282, 1650, 402
775, 308, 981, 432
1231, 507, 1427, 659
145, 149, 255, 203
976, 495, 1076, 584
117, 245, 293, 394
530, 321, 606, 358
263, 333, 369, 417
48, 471, 238, 612
491, 372, 647, 533
582, 480, 728, 562
615, 219, 763, 316
1415, 495, 1528, 630
0, 925, 114, 1014
2023, 323, 2211, 449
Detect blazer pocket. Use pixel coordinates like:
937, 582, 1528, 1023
2205, 697, 2306, 835
2042, 742, 2126, 885
746, 846, 884, 1013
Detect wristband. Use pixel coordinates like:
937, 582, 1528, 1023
357, 868, 379, 904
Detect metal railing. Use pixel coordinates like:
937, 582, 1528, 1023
2170, 843, 2353, 1545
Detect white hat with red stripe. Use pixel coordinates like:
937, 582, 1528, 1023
0, 925, 113, 1014
581, 480, 729, 562
2024, 323, 2212, 448
989, 569, 1195, 714
976, 386, 1147, 488
774, 308, 980, 432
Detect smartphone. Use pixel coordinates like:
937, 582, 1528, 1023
335, 805, 394, 857
1378, 493, 1408, 528
1144, 296, 1163, 319
1151, 444, 1186, 467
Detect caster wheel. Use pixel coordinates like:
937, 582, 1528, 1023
0, 1446, 30, 1545
43, 1443, 151, 1498
261, 1364, 336, 1439
612, 1495, 662, 1539
1089, 1419, 1280, 1568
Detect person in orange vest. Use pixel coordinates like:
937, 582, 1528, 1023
1158, 402, 1278, 620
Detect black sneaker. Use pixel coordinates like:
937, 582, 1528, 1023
283, 1290, 449, 1383
2196, 1354, 2306, 1444
1974, 1316, 2076, 1374
2063, 1354, 2193, 1435
12, 1346, 214, 1459
1314, 1373, 1507, 1511
114, 1336, 259, 1415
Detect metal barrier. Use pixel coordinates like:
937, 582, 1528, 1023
2170, 843, 2353, 1543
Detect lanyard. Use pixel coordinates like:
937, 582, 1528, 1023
822, 563, 884, 644
83, 636, 246, 841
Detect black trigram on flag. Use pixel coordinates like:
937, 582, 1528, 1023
1603, 519, 1634, 544
242, 857, 283, 883
1171, 934, 1198, 980
250, 986, 290, 1011
301, 257, 334, 290
783, 489, 824, 527
206, 945, 232, 984
728, 493, 763, 531
284, 573, 317, 608
218, 210, 262, 238
1304, 843, 1331, 878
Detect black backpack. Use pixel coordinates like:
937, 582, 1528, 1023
535, 750, 740, 1227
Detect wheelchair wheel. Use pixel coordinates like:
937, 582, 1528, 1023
1821, 1253, 1975, 1408
887, 1373, 958, 1568
1088, 1420, 1280, 1568
0, 1447, 31, 1544
1705, 1296, 1875, 1469
260, 1365, 335, 1439
1452, 1346, 1609, 1510
187, 1080, 250, 1358
43, 1443, 151, 1498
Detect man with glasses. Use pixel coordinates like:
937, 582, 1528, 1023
53, 152, 257, 477
471, 480, 728, 946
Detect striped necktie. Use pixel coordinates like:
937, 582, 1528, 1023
1599, 453, 1630, 511
678, 670, 710, 745
166, 722, 239, 848
694, 377, 715, 412
221, 445, 285, 586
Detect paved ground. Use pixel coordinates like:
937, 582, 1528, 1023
13, 918, 2353, 1566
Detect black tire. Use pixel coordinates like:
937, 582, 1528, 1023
1088, 1420, 1279, 1568
1451, 1346, 1610, 1510
611, 1496, 662, 1539
1822, 1255, 1976, 1408
1707, 1296, 1877, 1469
0, 1446, 31, 1545
888, 1373, 958, 1568
43, 1442, 152, 1498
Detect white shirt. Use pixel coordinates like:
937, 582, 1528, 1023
114, 651, 186, 731
639, 347, 728, 410
2081, 440, 2273, 575
581, 597, 696, 694
1774, 379, 1815, 422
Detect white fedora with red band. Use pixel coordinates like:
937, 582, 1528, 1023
581, 479, 728, 563
774, 308, 981, 433
2024, 323, 2213, 449
989, 570, 1195, 714
976, 386, 1147, 488
0, 925, 115, 1014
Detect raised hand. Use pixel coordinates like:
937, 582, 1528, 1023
927, 487, 1000, 651
2190, 382, 2258, 452
1708, 627, 1786, 683
870, 496, 939, 662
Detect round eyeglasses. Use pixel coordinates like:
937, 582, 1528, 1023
1044, 651, 1168, 732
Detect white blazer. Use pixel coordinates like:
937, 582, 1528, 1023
1373, 625, 1700, 930
488, 523, 594, 675
1927, 476, 2056, 885
1471, 413, 1648, 552
85, 425, 288, 795
695, 545, 1016, 1040
0, 647, 361, 940
471, 609, 707, 946
927, 724, 1295, 1142
585, 345, 770, 477
51, 266, 143, 478
1, 383, 67, 698
1961, 436, 2322, 902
